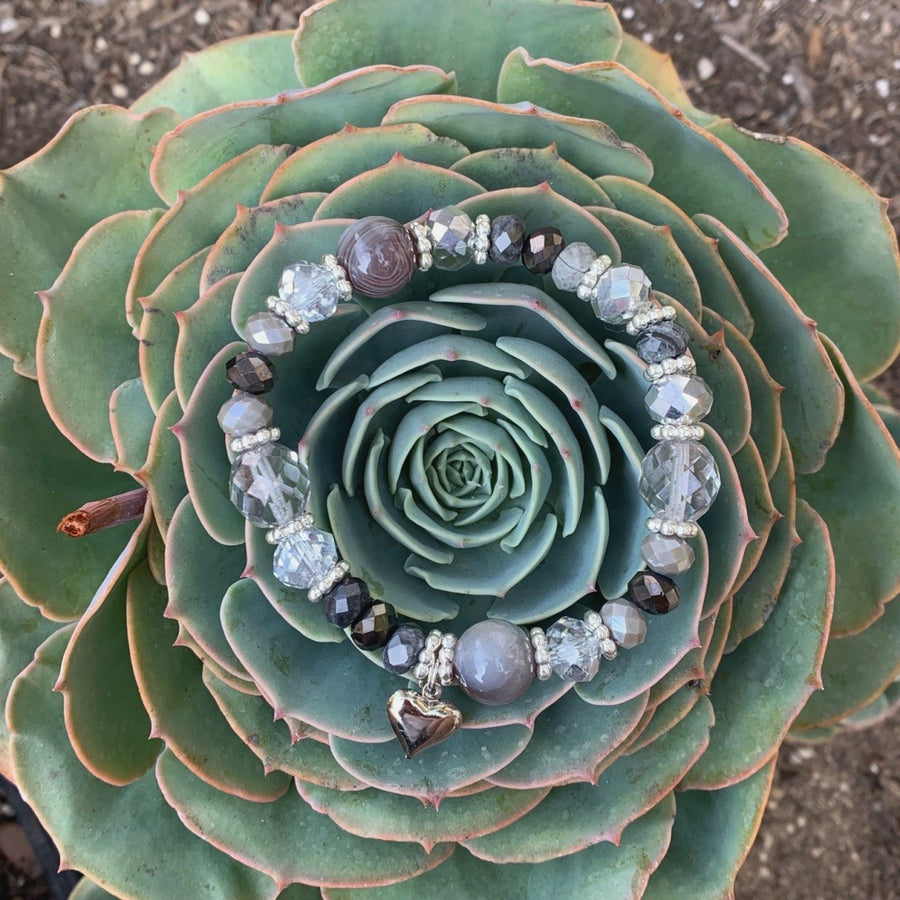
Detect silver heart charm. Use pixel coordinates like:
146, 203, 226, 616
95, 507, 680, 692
386, 689, 462, 758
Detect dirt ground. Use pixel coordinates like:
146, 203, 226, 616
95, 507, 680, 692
0, 1, 898, 898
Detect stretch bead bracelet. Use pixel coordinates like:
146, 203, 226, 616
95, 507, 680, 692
218, 206, 721, 758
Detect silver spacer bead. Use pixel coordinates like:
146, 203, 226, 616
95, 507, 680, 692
265, 512, 315, 544
650, 424, 705, 442
321, 254, 353, 301
626, 304, 678, 335
575, 254, 613, 300
529, 627, 552, 680
229, 426, 281, 454
599, 638, 618, 660
583, 611, 611, 642
646, 517, 700, 538
644, 355, 696, 382
406, 221, 434, 272
467, 214, 491, 265
266, 295, 310, 335
306, 560, 351, 602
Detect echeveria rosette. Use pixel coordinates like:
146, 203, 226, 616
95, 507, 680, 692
1, 0, 899, 896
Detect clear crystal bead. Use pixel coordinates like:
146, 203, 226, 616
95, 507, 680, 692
645, 374, 713, 423
272, 528, 337, 589
229, 443, 309, 527
545, 616, 600, 682
425, 206, 474, 270
245, 312, 294, 356
600, 599, 647, 649
278, 261, 340, 322
591, 264, 651, 324
639, 441, 721, 522
551, 242, 597, 291
641, 532, 695, 575
217, 394, 273, 436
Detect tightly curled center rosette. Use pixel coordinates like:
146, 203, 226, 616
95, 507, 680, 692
301, 281, 640, 624
1, 0, 899, 896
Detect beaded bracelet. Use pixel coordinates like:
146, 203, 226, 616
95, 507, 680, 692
218, 206, 720, 758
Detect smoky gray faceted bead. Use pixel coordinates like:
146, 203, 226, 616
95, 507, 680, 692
488, 214, 526, 264
600, 599, 647, 649
641, 533, 695, 575
245, 312, 294, 357
551, 242, 598, 292
382, 623, 426, 675
217, 394, 273, 436
425, 205, 474, 270
636, 322, 690, 364
453, 620, 534, 705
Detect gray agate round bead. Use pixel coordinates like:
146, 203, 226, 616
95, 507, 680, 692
337, 216, 416, 298
453, 619, 534, 705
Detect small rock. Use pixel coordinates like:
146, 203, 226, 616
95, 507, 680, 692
874, 78, 890, 99
697, 57, 716, 81
111, 83, 129, 100
194, 7, 211, 25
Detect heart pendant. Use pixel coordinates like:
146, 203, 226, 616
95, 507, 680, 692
386, 690, 462, 758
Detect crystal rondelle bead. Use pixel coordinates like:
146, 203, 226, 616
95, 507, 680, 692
245, 311, 294, 357
351, 601, 398, 650
591, 264, 651, 324
229, 443, 309, 527
272, 528, 337, 590
225, 350, 276, 395
382, 623, 426, 675
217, 394, 273, 436
323, 577, 372, 628
278, 261, 341, 322
488, 214, 526, 265
641, 532, 695, 575
551, 242, 597, 291
639, 440, 721, 522
636, 321, 690, 364
600, 599, 647, 649
545, 616, 600, 682
645, 373, 713, 423
425, 205, 474, 270
628, 571, 680, 615
522, 227, 565, 274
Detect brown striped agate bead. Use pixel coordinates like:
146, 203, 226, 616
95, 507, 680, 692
336, 216, 416, 298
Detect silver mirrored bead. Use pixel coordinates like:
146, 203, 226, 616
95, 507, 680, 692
425, 206, 474, 270
591, 264, 651, 324
645, 373, 713, 424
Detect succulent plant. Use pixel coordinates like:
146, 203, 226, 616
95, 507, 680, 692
1, 0, 899, 897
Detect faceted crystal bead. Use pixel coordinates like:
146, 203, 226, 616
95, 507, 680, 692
350, 601, 398, 650
425, 206, 474, 270
645, 373, 713, 423
225, 350, 276, 395
229, 443, 309, 526
636, 321, 690, 364
591, 264, 651, 324
641, 532, 695, 576
337, 216, 416, 298
522, 227, 565, 274
488, 214, 526, 264
545, 616, 600, 682
382, 623, 426, 675
628, 571, 680, 615
639, 440, 721, 522
600, 599, 647, 649
551, 242, 597, 291
278, 261, 340, 322
245, 312, 294, 357
217, 394, 273, 436
272, 528, 337, 589
323, 577, 372, 628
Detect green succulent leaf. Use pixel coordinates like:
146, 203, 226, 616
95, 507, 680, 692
109, 378, 156, 475
293, 0, 623, 101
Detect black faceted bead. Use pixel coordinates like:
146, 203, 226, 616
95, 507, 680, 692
382, 623, 426, 675
488, 214, 527, 265
225, 350, 276, 394
522, 227, 565, 274
323, 577, 372, 628
350, 601, 398, 650
636, 322, 690, 365
627, 570, 680, 615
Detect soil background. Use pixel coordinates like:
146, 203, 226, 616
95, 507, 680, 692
1, 1, 898, 898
